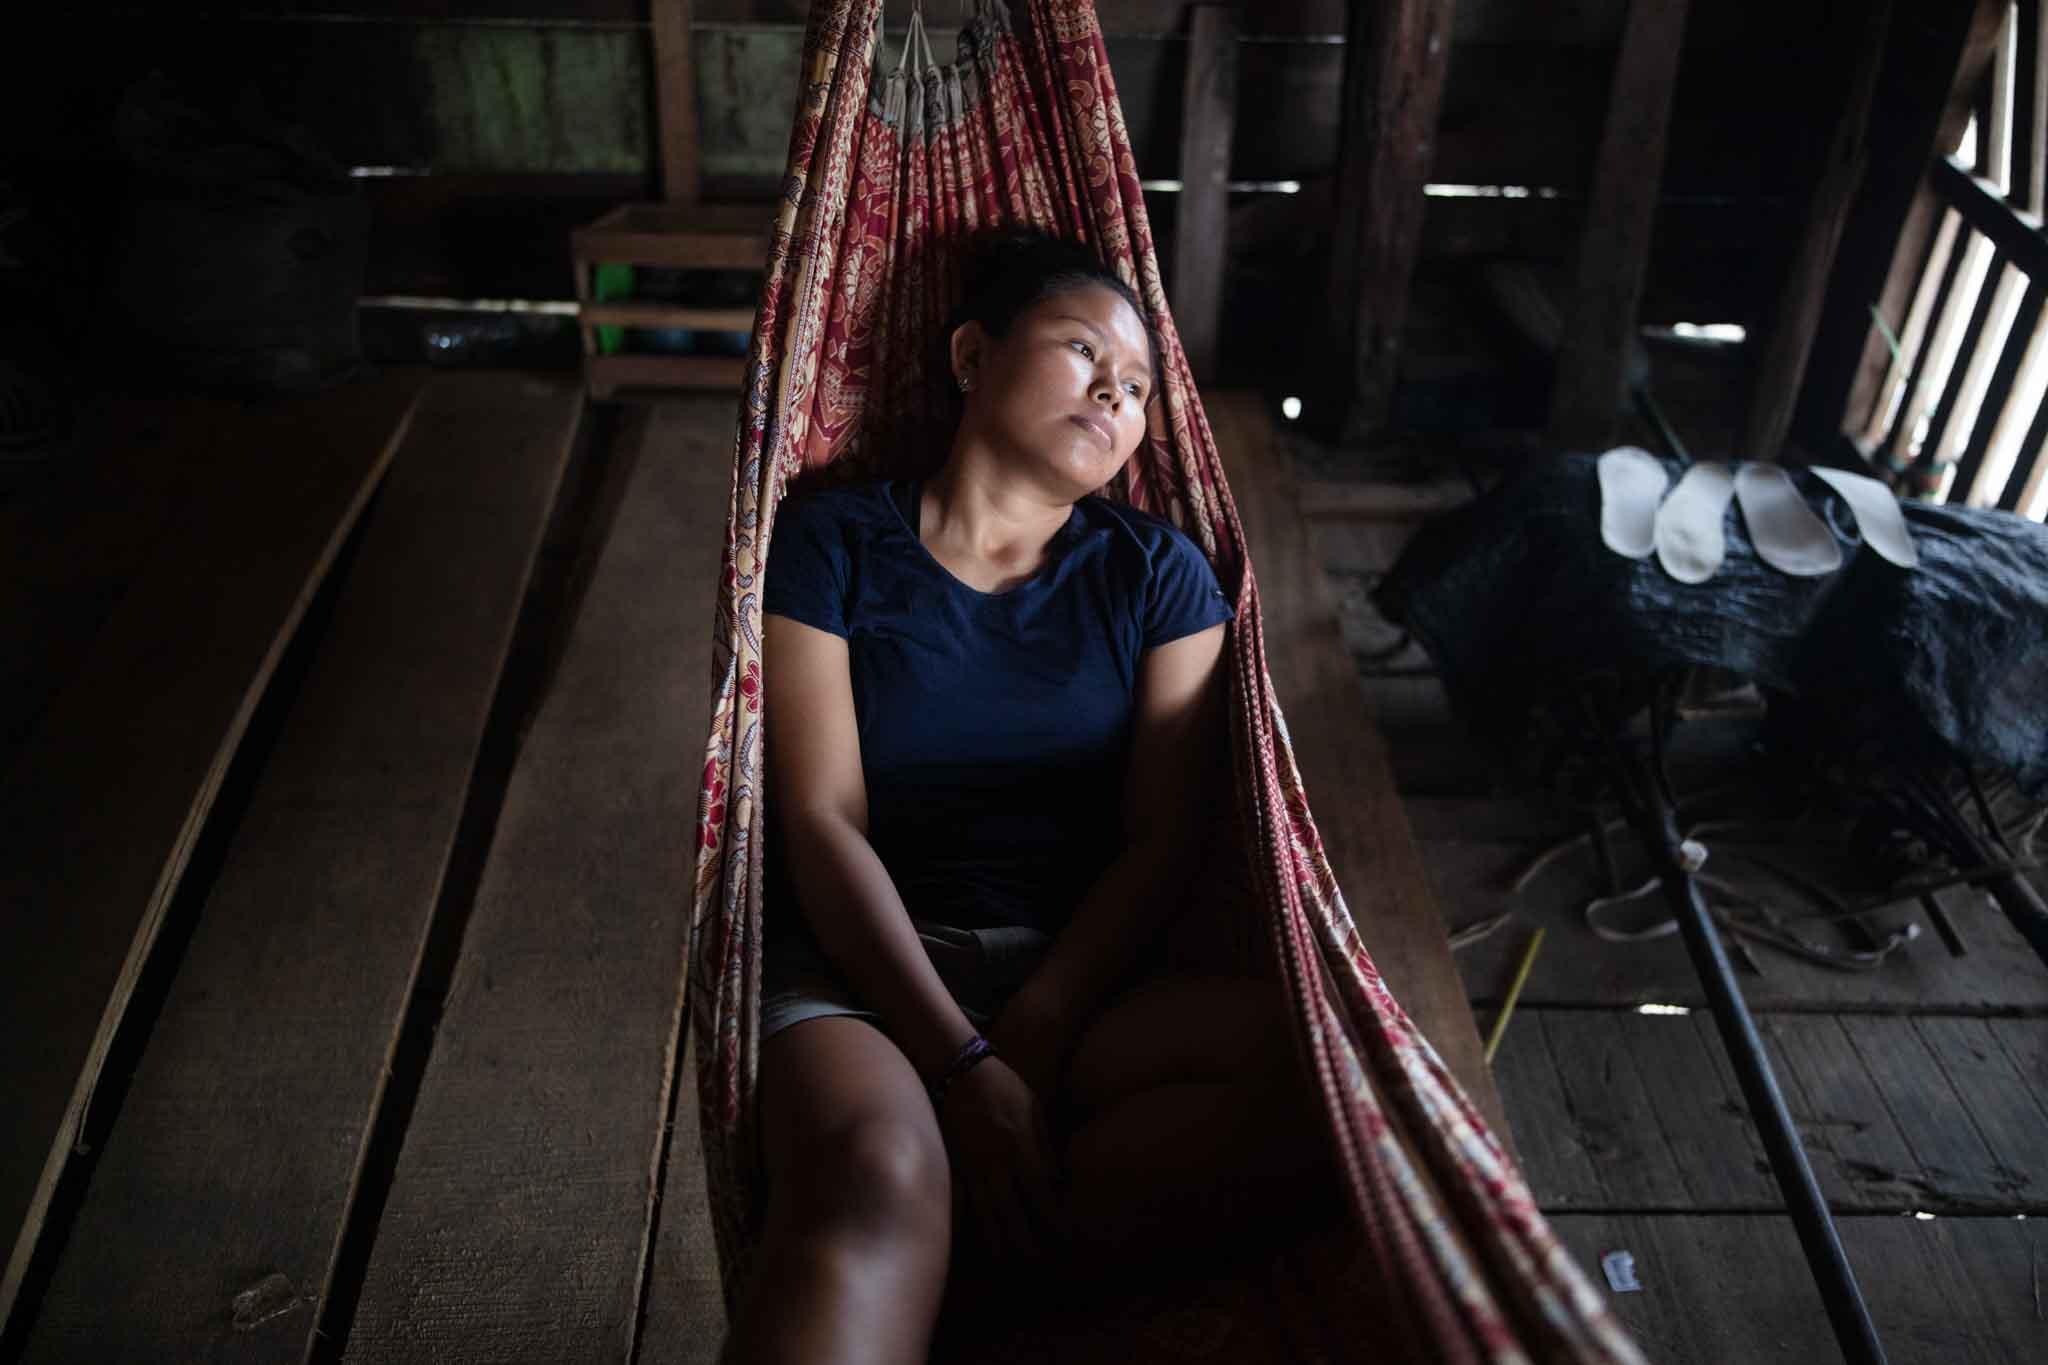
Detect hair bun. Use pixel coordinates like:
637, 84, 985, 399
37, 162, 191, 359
959, 225, 1085, 289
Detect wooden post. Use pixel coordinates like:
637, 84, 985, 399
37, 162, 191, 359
1547, 0, 1691, 452
1172, 5, 1238, 384
652, 0, 702, 204
1742, 2, 1895, 462
1321, 0, 1456, 444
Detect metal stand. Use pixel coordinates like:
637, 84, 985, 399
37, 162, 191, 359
1595, 705, 1888, 1365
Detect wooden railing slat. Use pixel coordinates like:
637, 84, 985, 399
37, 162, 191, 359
1997, 385, 2048, 510
1860, 207, 1960, 446
1951, 276, 2045, 498
1878, 220, 1976, 463
1921, 250, 2015, 469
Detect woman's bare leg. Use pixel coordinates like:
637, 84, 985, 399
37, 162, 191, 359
720, 1015, 953, 1364
1052, 974, 1340, 1272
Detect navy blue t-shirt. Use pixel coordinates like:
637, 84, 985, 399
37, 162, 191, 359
761, 475, 1234, 945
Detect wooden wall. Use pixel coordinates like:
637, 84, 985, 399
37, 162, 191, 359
35, 2, 1853, 377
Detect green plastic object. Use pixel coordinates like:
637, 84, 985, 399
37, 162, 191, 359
591, 262, 636, 355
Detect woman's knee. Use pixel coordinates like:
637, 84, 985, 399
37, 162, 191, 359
1063, 973, 1293, 1113
775, 1110, 952, 1241
758, 1018, 953, 1245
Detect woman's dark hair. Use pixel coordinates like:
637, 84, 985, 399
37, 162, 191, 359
942, 226, 1165, 403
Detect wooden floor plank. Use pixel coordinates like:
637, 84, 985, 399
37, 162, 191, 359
1842, 1016, 2010, 1208
1937, 1215, 2047, 1358
1627, 1011, 1778, 1208
1490, 1007, 2048, 1215
16, 374, 582, 1361
1912, 1018, 2046, 1205
341, 400, 729, 1363
1, 370, 426, 1330
1548, 1213, 2041, 1364
1209, 392, 1506, 1140
1988, 1020, 2048, 1127
1485, 1013, 1605, 1208
1759, 1014, 1924, 1209
1, 403, 231, 772
1399, 795, 1582, 844
1865, 1216, 2028, 1365
637, 1028, 726, 1364
1541, 1012, 1694, 1208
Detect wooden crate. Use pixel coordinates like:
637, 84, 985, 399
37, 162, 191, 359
569, 201, 774, 398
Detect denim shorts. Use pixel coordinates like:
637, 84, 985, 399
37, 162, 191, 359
760, 917, 1054, 1042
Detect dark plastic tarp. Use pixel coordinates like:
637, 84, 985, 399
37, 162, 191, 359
1375, 455, 2048, 799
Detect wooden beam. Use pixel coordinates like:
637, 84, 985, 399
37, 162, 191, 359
653, 0, 702, 204
1321, 0, 1457, 443
1547, 0, 1691, 450
1794, 0, 2009, 456
1742, 2, 1895, 461
1171, 5, 1237, 383
1933, 155, 2048, 277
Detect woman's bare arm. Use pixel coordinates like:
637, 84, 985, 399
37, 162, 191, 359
763, 611, 980, 1080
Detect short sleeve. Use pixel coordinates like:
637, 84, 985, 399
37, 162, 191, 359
1142, 527, 1235, 649
763, 492, 852, 638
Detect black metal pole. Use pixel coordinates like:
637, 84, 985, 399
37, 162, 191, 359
1602, 733, 1888, 1365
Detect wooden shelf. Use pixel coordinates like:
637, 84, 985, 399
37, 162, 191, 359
569, 201, 773, 271
578, 301, 755, 332
570, 199, 771, 396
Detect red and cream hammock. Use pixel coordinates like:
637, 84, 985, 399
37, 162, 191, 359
687, 2, 1644, 1359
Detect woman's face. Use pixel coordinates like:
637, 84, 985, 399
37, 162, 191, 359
953, 284, 1154, 495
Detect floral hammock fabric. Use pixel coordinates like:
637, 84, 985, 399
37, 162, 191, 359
686, 1, 1643, 1359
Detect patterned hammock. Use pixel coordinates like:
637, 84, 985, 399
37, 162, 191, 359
686, 1, 1644, 1359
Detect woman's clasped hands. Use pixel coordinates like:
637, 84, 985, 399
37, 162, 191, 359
933, 995, 1077, 1269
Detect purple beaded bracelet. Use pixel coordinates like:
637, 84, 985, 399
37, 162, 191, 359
929, 1033, 996, 1109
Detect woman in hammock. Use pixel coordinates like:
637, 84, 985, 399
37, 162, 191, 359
724, 228, 1337, 1362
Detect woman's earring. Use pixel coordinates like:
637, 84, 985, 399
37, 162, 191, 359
958, 374, 973, 393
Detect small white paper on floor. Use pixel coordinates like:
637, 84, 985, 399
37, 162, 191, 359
1735, 462, 1843, 576
1812, 466, 1921, 568
1597, 446, 1670, 558
1653, 460, 1736, 583
1601, 1249, 1643, 1294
